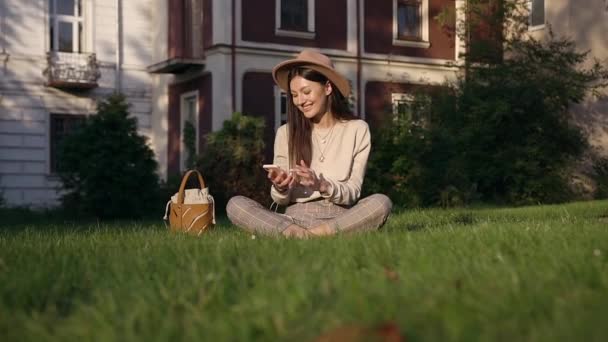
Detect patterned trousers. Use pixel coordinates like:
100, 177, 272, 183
226, 194, 392, 236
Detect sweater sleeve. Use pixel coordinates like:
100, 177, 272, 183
270, 125, 291, 205
323, 121, 371, 205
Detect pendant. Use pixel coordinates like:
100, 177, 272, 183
319, 156, 325, 162
321, 139, 326, 144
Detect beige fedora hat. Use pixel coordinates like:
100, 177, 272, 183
272, 49, 351, 96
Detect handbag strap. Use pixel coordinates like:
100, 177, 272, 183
177, 169, 207, 204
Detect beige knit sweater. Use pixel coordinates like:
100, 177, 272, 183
270, 119, 371, 206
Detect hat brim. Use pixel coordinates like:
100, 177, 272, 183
272, 60, 351, 97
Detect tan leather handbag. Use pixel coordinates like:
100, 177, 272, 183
163, 170, 215, 235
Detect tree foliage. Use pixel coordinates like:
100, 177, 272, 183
195, 112, 269, 211
366, 0, 608, 206
57, 93, 160, 219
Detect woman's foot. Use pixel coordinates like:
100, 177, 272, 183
308, 223, 336, 237
282, 224, 312, 239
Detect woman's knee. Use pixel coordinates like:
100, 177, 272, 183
226, 195, 248, 219
368, 193, 393, 215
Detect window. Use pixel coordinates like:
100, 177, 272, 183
281, 0, 307, 31
50, 113, 86, 173
397, 0, 421, 40
392, 93, 415, 123
275, 0, 315, 39
49, 0, 84, 53
274, 86, 288, 131
393, 0, 430, 48
529, 0, 545, 28
180, 92, 199, 171
391, 92, 431, 129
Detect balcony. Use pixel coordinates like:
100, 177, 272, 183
43, 52, 101, 89
147, 0, 205, 74
147, 57, 205, 74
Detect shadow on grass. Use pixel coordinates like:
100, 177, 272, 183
385, 206, 478, 233
0, 207, 234, 234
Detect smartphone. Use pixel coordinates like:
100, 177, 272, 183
262, 164, 279, 170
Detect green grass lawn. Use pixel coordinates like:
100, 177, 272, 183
1, 200, 607, 341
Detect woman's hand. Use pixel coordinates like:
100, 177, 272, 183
267, 166, 295, 192
293, 160, 330, 194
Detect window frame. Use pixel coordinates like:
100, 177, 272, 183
275, 0, 316, 39
48, 0, 86, 53
180, 90, 200, 172
391, 93, 415, 123
49, 113, 86, 174
528, 0, 545, 31
274, 86, 288, 131
393, 0, 430, 48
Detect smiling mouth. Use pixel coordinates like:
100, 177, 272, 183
301, 104, 313, 112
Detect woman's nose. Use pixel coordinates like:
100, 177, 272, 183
297, 95, 307, 105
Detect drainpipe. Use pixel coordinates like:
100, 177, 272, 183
231, 0, 236, 113
115, 0, 122, 92
356, 0, 362, 116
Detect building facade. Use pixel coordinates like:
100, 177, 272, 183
148, 0, 465, 180
1, 0, 606, 208
0, 0, 155, 207
536, 0, 608, 155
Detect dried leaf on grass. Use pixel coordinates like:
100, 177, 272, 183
313, 322, 404, 342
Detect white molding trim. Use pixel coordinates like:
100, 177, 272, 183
391, 92, 414, 117
361, 51, 459, 67
90, 0, 96, 53
455, 0, 465, 61
235, 0, 243, 43
392, 40, 430, 48
229, 43, 458, 67
346, 0, 358, 53
392, 0, 430, 49
234, 42, 356, 58
44, 0, 50, 52
275, 29, 315, 40
179, 90, 199, 172
273, 85, 287, 131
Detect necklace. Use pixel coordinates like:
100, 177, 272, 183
313, 124, 336, 162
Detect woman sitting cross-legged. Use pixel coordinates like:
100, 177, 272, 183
226, 49, 392, 238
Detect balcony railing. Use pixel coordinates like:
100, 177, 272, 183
43, 52, 101, 89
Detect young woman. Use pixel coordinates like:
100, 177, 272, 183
226, 50, 392, 238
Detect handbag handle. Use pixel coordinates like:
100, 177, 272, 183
177, 169, 207, 204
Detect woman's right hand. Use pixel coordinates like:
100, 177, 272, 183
267, 167, 295, 192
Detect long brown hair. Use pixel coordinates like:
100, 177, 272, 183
286, 67, 356, 167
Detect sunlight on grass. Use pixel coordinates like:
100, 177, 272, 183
1, 200, 607, 341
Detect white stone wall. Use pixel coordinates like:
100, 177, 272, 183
149, 0, 170, 181
542, 0, 608, 155
0, 0, 155, 207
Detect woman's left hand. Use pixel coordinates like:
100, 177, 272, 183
293, 160, 330, 194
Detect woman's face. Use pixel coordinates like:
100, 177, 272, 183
289, 75, 332, 120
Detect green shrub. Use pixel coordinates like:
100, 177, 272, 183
593, 156, 608, 199
366, 18, 608, 206
56, 93, 160, 219
366, 88, 478, 207
195, 112, 270, 211
183, 120, 197, 170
